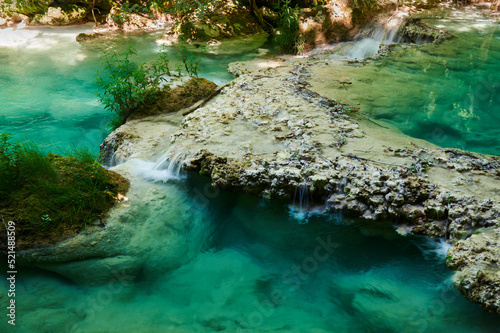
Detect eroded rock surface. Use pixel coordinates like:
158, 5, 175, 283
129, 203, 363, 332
100, 53, 500, 313
447, 228, 500, 314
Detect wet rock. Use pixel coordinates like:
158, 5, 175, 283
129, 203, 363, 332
424, 199, 446, 220
398, 17, 454, 43
447, 227, 500, 315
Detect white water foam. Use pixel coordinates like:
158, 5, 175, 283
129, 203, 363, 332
154, 149, 189, 178
0, 28, 42, 47
120, 158, 185, 183
415, 237, 452, 261
346, 25, 400, 59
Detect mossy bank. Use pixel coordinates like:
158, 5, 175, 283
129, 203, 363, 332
0, 147, 129, 251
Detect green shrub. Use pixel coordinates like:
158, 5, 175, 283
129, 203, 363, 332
350, 0, 381, 25
96, 45, 171, 129
274, 0, 300, 54
96, 43, 206, 129
8, 0, 48, 17
178, 36, 206, 77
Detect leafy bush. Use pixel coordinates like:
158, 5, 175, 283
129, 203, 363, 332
5, 0, 48, 17
178, 36, 206, 77
107, 0, 217, 25
350, 0, 381, 25
164, 0, 216, 17
96, 43, 206, 129
96, 46, 171, 129
275, 0, 300, 54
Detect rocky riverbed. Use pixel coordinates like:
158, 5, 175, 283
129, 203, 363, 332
98, 51, 500, 314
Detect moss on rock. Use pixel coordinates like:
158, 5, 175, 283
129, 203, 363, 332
31, 5, 89, 25
127, 77, 217, 120
398, 17, 453, 44
0, 153, 129, 251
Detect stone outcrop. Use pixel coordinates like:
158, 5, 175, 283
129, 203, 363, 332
446, 228, 500, 314
17, 156, 214, 285
32, 5, 89, 25
398, 17, 453, 43
1, 0, 109, 26
100, 52, 500, 313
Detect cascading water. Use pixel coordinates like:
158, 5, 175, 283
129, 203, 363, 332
290, 181, 313, 221
294, 181, 311, 211
153, 148, 189, 180
320, 6, 500, 155
346, 15, 403, 59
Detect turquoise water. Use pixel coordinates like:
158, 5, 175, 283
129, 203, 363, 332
0, 25, 271, 154
2, 180, 500, 332
1, 10, 500, 332
334, 6, 500, 156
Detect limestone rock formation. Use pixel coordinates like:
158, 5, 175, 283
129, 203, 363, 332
447, 228, 500, 314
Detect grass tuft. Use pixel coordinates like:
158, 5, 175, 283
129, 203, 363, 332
0, 134, 129, 250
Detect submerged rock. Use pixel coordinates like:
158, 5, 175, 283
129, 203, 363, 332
17, 157, 215, 285
398, 17, 453, 43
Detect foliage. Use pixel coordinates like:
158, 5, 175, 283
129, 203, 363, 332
164, 0, 217, 17
0, 133, 56, 196
96, 45, 171, 129
350, 0, 381, 24
109, 0, 218, 25
3, 0, 48, 17
130, 77, 217, 119
0, 134, 129, 249
178, 36, 206, 77
110, 0, 155, 24
274, 0, 300, 54
96, 42, 206, 128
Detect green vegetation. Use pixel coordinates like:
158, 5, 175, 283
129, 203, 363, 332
178, 36, 206, 76
96, 45, 171, 129
0, 134, 129, 250
128, 77, 217, 119
164, 0, 216, 16
96, 43, 207, 129
274, 0, 300, 53
1, 0, 48, 17
109, 0, 218, 25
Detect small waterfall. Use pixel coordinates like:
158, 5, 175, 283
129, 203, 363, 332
294, 181, 311, 212
153, 149, 188, 179
346, 16, 403, 59
107, 151, 124, 168
115, 148, 189, 183
290, 181, 312, 222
